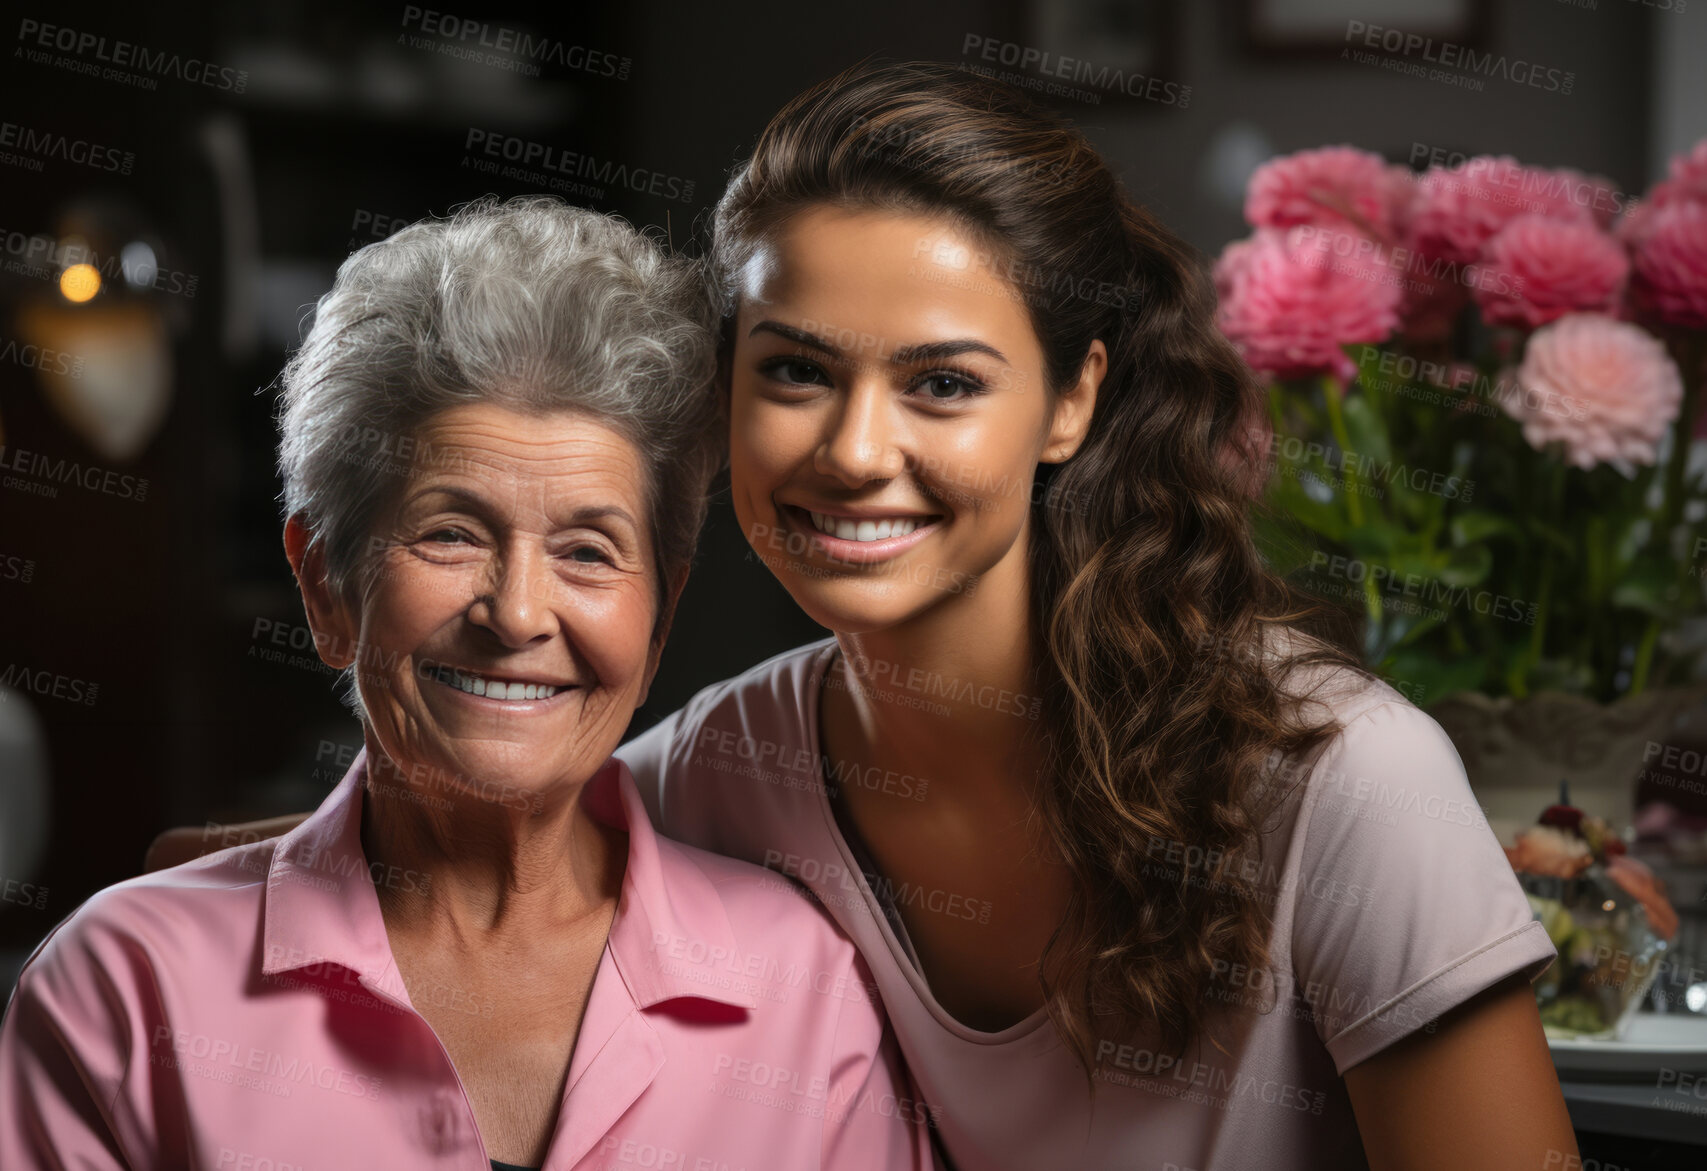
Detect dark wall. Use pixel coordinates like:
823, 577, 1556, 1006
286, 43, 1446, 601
0, 0, 1660, 965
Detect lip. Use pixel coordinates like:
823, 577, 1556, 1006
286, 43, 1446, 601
779, 504, 941, 565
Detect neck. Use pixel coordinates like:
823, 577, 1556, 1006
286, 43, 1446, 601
358, 746, 625, 942
827, 534, 1048, 804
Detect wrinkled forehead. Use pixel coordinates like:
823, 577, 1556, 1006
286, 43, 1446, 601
390, 404, 652, 533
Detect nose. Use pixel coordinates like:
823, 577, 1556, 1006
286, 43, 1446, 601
469, 540, 556, 649
813, 379, 908, 486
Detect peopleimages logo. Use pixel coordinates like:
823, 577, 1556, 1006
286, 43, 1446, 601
960, 34, 1190, 107
0, 121, 133, 175
1342, 21, 1575, 94
399, 7, 631, 80
462, 129, 695, 203
16, 19, 248, 93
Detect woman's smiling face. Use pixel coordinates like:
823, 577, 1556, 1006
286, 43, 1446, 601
728, 205, 1095, 635
298, 402, 665, 804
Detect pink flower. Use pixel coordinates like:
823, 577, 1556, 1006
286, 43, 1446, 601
1505, 825, 1593, 879
1614, 199, 1661, 249
1214, 226, 1402, 382
1618, 139, 1707, 248
1649, 139, 1707, 210
1509, 313, 1683, 471
1412, 156, 1595, 263
1473, 216, 1630, 329
1397, 263, 1468, 344
1630, 201, 1707, 328
1548, 168, 1627, 227
1606, 854, 1680, 942
1245, 146, 1413, 240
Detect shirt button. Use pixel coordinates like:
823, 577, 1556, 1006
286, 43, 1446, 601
420, 1088, 464, 1153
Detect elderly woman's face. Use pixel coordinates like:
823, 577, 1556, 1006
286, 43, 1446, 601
334, 403, 660, 801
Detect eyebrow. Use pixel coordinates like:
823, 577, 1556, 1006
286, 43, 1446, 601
408, 485, 640, 533
747, 320, 1010, 366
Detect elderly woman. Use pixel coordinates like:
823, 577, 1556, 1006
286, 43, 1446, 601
0, 197, 931, 1170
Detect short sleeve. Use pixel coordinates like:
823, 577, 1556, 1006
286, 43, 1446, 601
1287, 700, 1557, 1074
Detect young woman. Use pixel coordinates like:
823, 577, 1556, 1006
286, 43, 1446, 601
151, 62, 1577, 1170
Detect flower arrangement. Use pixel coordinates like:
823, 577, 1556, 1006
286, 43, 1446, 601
1218, 142, 1707, 704
1505, 782, 1678, 1038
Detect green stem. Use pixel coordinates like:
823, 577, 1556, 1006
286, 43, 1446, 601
1322, 375, 1383, 630
1656, 341, 1702, 544
1630, 619, 1660, 696
1521, 458, 1565, 697
1321, 375, 1364, 528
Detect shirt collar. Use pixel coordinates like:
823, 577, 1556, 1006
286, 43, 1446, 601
261, 753, 404, 998
261, 748, 756, 1013
584, 755, 758, 1013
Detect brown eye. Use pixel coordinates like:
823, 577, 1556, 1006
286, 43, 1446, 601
908, 369, 987, 403
761, 356, 831, 386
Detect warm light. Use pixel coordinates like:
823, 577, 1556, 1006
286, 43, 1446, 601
59, 263, 101, 303
1602, 899, 1616, 912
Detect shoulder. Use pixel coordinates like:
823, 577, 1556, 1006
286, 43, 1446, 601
622, 641, 835, 836
23, 844, 274, 983
649, 832, 867, 995
10, 844, 274, 1039
1258, 624, 1408, 728
668, 638, 837, 743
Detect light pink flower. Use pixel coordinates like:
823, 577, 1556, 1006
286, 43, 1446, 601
1214, 226, 1402, 382
1630, 201, 1707, 328
1474, 216, 1630, 329
1412, 156, 1595, 263
1509, 313, 1683, 471
1245, 146, 1413, 240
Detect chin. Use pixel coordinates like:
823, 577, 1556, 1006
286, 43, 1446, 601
786, 578, 943, 637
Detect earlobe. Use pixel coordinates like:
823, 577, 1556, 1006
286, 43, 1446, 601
1041, 339, 1107, 463
640, 564, 692, 706
283, 514, 359, 671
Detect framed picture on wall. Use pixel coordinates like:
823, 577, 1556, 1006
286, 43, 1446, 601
1238, 0, 1490, 60
1023, 0, 1184, 108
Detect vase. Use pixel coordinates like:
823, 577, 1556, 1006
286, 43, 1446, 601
1429, 688, 1707, 847
1521, 866, 1668, 1039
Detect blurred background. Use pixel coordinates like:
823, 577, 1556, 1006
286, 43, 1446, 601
2, 0, 1705, 1162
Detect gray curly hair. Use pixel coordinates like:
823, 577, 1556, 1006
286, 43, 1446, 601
276, 195, 723, 710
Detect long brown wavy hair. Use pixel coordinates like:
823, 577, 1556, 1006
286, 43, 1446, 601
709, 60, 1368, 1077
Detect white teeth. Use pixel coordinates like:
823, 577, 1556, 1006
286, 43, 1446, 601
434, 667, 558, 701
806, 511, 925, 542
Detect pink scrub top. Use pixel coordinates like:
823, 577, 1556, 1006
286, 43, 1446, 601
615, 639, 1559, 1171
0, 753, 934, 1170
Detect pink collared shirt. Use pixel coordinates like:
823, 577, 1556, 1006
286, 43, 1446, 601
0, 753, 933, 1170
